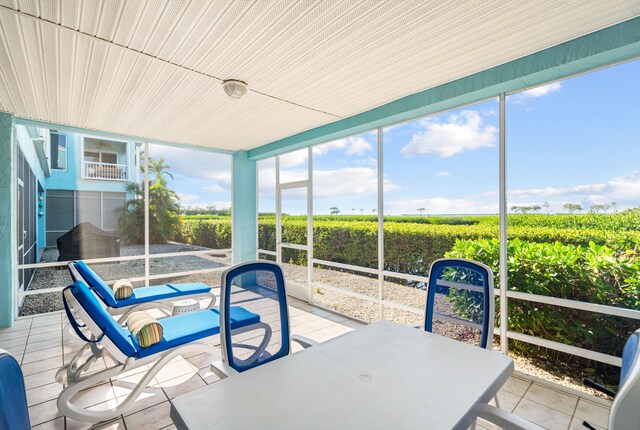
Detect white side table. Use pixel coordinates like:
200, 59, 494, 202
171, 299, 200, 316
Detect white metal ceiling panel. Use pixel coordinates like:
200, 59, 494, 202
0, 1, 638, 151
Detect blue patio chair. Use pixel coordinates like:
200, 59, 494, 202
56, 280, 270, 422
212, 261, 316, 376
479, 329, 640, 430
0, 349, 30, 430
425, 258, 495, 349
68, 260, 217, 323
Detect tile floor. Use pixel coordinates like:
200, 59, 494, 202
0, 298, 611, 430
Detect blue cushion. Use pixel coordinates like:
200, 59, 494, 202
0, 352, 30, 430
116, 283, 211, 307
134, 307, 261, 359
73, 261, 117, 307
69, 281, 137, 357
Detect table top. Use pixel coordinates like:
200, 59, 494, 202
171, 320, 513, 430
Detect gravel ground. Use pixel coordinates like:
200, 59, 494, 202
19, 243, 230, 316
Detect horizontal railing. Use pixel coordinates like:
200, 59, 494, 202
261, 249, 638, 368
83, 161, 128, 181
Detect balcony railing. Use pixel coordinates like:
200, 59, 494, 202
83, 161, 128, 181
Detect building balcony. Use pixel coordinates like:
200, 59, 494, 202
83, 161, 128, 181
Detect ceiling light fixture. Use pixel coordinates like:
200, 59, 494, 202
222, 79, 248, 99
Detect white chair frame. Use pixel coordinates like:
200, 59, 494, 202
56, 287, 270, 422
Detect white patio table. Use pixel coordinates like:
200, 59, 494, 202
171, 320, 513, 430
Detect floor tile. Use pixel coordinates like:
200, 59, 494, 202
197, 367, 222, 384
0, 328, 30, 342
31, 417, 64, 430
24, 368, 60, 390
513, 398, 572, 430
115, 386, 168, 416
124, 401, 173, 430
489, 389, 522, 412
158, 372, 206, 399
27, 382, 64, 407
69, 382, 117, 409
28, 398, 62, 426
23, 345, 63, 364
523, 383, 578, 415
25, 337, 63, 353
502, 375, 532, 397
569, 416, 606, 430
0, 335, 29, 348
573, 399, 610, 428
153, 358, 198, 383
65, 417, 126, 430
21, 355, 63, 376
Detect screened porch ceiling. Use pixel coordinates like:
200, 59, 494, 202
0, 0, 638, 152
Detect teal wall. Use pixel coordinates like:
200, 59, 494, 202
0, 113, 15, 327
249, 17, 640, 160
232, 151, 257, 264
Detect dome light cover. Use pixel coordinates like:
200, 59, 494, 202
222, 79, 248, 99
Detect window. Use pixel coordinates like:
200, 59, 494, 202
50, 131, 67, 170
84, 151, 118, 164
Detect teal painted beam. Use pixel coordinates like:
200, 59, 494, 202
0, 112, 15, 327
231, 150, 257, 264
249, 17, 640, 160
12, 117, 234, 155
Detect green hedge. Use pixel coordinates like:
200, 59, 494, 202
447, 238, 640, 356
178, 218, 639, 274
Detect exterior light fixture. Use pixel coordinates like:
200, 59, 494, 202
222, 79, 248, 99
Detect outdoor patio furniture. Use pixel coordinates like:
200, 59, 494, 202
211, 260, 316, 377
425, 258, 495, 349
0, 349, 30, 430
56, 280, 271, 422
171, 320, 514, 430
478, 328, 640, 430
57, 222, 121, 261
68, 260, 217, 323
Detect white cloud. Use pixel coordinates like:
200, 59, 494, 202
353, 157, 377, 167
401, 110, 497, 158
178, 193, 201, 203
315, 167, 397, 198
521, 82, 561, 98
385, 197, 497, 215
437, 171, 452, 177
204, 184, 226, 193
493, 171, 640, 211
510, 82, 562, 104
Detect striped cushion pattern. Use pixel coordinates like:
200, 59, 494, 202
127, 312, 164, 348
112, 279, 134, 300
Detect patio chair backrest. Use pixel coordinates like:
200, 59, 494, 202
69, 261, 117, 307
609, 329, 640, 430
220, 261, 290, 373
0, 349, 31, 430
425, 258, 495, 349
65, 280, 137, 359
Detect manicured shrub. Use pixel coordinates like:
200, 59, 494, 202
447, 238, 640, 356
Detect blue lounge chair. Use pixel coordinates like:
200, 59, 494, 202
56, 280, 270, 422
0, 349, 30, 430
68, 260, 217, 322
211, 261, 316, 377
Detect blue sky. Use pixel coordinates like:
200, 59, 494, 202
156, 58, 640, 216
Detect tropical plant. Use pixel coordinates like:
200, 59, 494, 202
118, 157, 181, 244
